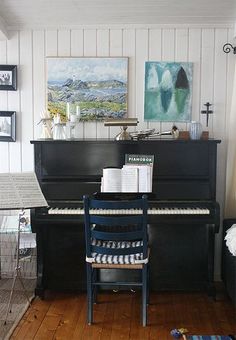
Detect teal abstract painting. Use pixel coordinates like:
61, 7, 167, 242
144, 62, 193, 122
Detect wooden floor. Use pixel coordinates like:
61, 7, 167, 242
11, 289, 236, 340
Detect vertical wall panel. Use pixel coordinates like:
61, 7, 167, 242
214, 29, 228, 140
189, 29, 201, 122
175, 28, 189, 132
45, 30, 58, 56
225, 28, 235, 137
19, 30, 34, 171
58, 30, 71, 56
71, 29, 84, 138
162, 29, 175, 132
7, 31, 21, 172
109, 29, 123, 139
33, 30, 45, 140
71, 29, 83, 56
84, 29, 97, 138
97, 29, 109, 56
135, 29, 148, 131
123, 29, 136, 119
96, 29, 110, 139
148, 29, 162, 132
201, 29, 215, 133
0, 40, 9, 172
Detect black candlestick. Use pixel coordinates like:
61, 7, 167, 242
201, 102, 213, 127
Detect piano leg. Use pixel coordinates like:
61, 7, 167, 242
206, 223, 216, 297
35, 225, 46, 299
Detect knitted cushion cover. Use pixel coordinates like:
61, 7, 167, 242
88, 239, 146, 264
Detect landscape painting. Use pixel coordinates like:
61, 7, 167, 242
47, 57, 128, 121
144, 61, 193, 122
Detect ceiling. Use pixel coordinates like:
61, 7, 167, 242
0, 0, 236, 30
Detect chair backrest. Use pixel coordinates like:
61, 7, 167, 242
83, 195, 148, 262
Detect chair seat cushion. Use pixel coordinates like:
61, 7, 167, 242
91, 239, 143, 249
86, 239, 148, 264
87, 252, 146, 264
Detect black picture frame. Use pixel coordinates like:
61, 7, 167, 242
0, 65, 17, 91
0, 111, 16, 142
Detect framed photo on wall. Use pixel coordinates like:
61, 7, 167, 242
0, 111, 16, 142
46, 57, 128, 121
0, 65, 17, 91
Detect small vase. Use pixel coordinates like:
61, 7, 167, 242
189, 121, 202, 140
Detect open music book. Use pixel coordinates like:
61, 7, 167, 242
0, 172, 48, 210
101, 154, 154, 193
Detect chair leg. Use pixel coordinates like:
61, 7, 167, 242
93, 268, 98, 304
86, 264, 93, 324
142, 265, 147, 327
147, 263, 150, 305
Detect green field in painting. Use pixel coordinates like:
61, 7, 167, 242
48, 101, 126, 121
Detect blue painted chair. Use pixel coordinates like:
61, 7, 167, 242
83, 194, 149, 326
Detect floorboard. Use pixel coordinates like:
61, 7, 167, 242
10, 289, 236, 339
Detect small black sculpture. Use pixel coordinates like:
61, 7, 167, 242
201, 102, 213, 127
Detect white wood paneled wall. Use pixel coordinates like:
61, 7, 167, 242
0, 25, 235, 279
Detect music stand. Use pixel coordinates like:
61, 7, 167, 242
0, 172, 47, 324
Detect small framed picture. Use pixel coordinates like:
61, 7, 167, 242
0, 65, 17, 91
0, 111, 16, 142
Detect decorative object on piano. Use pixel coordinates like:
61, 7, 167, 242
0, 65, 17, 91
178, 130, 190, 140
130, 125, 179, 140
201, 102, 213, 127
65, 104, 81, 139
144, 61, 193, 122
0, 111, 16, 142
47, 57, 128, 122
104, 118, 138, 140
223, 42, 236, 54
189, 121, 202, 140
52, 113, 65, 140
37, 110, 53, 139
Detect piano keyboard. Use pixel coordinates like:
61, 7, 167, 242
48, 207, 210, 215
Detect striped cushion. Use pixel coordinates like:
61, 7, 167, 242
86, 239, 147, 265
91, 239, 143, 249
87, 252, 146, 264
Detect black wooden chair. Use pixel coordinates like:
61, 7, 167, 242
83, 194, 149, 326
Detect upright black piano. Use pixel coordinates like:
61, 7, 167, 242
31, 139, 221, 298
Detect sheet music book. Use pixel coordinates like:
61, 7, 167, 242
0, 172, 48, 210
123, 164, 152, 192
125, 154, 154, 192
102, 168, 122, 192
121, 167, 139, 192
101, 167, 138, 193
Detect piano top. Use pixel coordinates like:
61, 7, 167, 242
31, 138, 221, 144
31, 139, 221, 202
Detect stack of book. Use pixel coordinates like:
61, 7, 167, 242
101, 154, 154, 193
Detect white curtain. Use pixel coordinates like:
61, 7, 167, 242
225, 61, 236, 217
